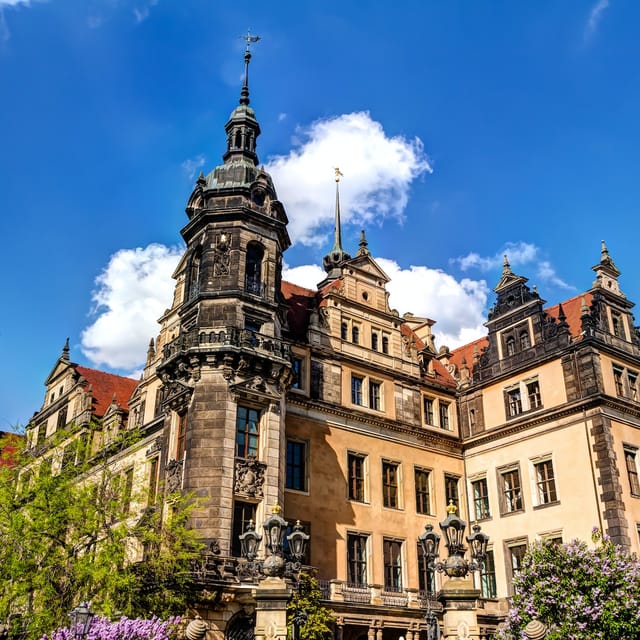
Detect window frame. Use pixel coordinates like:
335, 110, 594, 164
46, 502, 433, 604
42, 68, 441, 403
235, 406, 260, 459
347, 452, 367, 503
480, 549, 497, 598
471, 476, 491, 520
624, 446, 640, 497
414, 466, 432, 515
347, 532, 369, 586
382, 537, 403, 592
286, 438, 309, 493
382, 460, 401, 509
532, 458, 558, 507
445, 474, 460, 511
498, 464, 524, 515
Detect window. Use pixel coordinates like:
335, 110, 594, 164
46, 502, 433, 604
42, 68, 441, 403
286, 439, 307, 492
417, 542, 435, 595
381, 335, 389, 354
369, 381, 381, 411
383, 538, 403, 591
520, 330, 531, 350
36, 423, 46, 446
612, 364, 640, 400
371, 331, 379, 351
611, 311, 626, 339
148, 457, 160, 506
439, 402, 450, 430
347, 533, 368, 586
527, 380, 542, 409
509, 543, 527, 575
480, 550, 497, 598
232, 501, 257, 557
534, 459, 558, 505
187, 247, 201, 300
506, 336, 516, 356
445, 474, 459, 511
348, 453, 367, 502
500, 467, 523, 513
351, 375, 364, 405
122, 467, 134, 514
624, 447, 640, 496
341, 322, 348, 340
351, 325, 360, 344
176, 412, 187, 459
56, 406, 68, 430
245, 242, 264, 295
382, 461, 400, 509
507, 388, 522, 416
61, 443, 75, 470
291, 357, 304, 390
472, 478, 490, 520
415, 468, 431, 515
423, 397, 435, 425
236, 406, 260, 458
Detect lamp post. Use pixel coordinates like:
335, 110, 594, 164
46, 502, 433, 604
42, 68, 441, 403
417, 501, 490, 640
68, 602, 94, 640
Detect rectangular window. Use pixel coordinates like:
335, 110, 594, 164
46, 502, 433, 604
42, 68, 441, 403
611, 311, 626, 339
286, 439, 307, 492
231, 501, 257, 557
348, 453, 366, 502
56, 406, 68, 430
148, 457, 159, 506
534, 459, 558, 505
614, 366, 625, 396
61, 443, 75, 470
415, 468, 431, 515
351, 375, 364, 405
507, 388, 523, 416
36, 423, 46, 446
417, 542, 435, 595
122, 467, 134, 514
383, 538, 403, 591
176, 412, 187, 459
291, 357, 304, 390
625, 447, 640, 496
500, 468, 523, 513
154, 388, 163, 417
423, 397, 435, 425
445, 474, 459, 511
480, 550, 497, 598
527, 380, 542, 409
369, 381, 381, 411
439, 402, 450, 430
629, 372, 638, 401
236, 406, 260, 458
506, 542, 528, 593
382, 461, 400, 509
472, 478, 490, 520
347, 533, 368, 586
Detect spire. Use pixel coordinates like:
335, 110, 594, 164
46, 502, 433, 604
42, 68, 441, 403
357, 228, 370, 256
592, 239, 623, 296
322, 168, 351, 281
61, 337, 70, 361
221, 31, 262, 166
502, 254, 513, 277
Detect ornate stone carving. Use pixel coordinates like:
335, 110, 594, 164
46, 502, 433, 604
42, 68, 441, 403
165, 458, 184, 493
234, 457, 266, 498
146, 436, 163, 457
213, 233, 231, 276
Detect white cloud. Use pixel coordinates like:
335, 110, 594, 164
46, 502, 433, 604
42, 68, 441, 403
283, 258, 489, 350
453, 242, 574, 291
181, 154, 206, 180
585, 0, 609, 40
0, 1, 34, 6
133, 0, 158, 23
265, 111, 432, 246
81, 244, 182, 371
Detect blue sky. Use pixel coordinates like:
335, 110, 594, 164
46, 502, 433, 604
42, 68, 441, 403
1, 0, 639, 429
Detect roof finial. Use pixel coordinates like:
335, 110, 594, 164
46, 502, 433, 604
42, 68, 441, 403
601, 239, 609, 260
61, 337, 70, 360
358, 228, 370, 256
239, 30, 261, 106
502, 254, 513, 275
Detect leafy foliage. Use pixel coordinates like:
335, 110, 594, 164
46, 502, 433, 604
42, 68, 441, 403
287, 573, 333, 640
42, 615, 180, 640
0, 430, 202, 640
497, 529, 640, 640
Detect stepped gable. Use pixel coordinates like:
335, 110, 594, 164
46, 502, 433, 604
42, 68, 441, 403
281, 280, 317, 338
75, 366, 138, 416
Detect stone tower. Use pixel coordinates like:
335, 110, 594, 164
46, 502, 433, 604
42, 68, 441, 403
156, 43, 292, 553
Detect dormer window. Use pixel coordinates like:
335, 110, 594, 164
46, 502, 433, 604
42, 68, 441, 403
506, 336, 516, 357
520, 331, 530, 350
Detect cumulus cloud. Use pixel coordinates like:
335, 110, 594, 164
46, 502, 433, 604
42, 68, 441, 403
453, 242, 574, 291
284, 259, 489, 349
133, 0, 158, 24
81, 244, 182, 371
585, 0, 609, 40
265, 112, 432, 246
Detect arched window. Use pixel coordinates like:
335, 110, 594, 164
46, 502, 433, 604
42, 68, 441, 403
188, 248, 201, 300
245, 242, 264, 295
341, 322, 348, 340
382, 336, 389, 354
234, 130, 242, 149
352, 325, 360, 344
520, 330, 530, 350
506, 336, 516, 357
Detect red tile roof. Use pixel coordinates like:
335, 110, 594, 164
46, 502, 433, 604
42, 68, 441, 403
449, 336, 489, 375
281, 280, 317, 339
75, 366, 138, 416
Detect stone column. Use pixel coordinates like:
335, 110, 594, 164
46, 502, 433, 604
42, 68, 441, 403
438, 577, 481, 640
253, 577, 291, 640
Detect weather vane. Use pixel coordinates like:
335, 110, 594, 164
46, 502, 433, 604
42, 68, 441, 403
334, 167, 344, 182
241, 29, 261, 53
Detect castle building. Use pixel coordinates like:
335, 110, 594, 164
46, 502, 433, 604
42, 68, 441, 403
20, 47, 640, 640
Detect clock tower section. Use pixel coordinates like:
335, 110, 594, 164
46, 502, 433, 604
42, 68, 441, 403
156, 45, 292, 553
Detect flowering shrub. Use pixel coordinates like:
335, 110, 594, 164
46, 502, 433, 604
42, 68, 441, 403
42, 615, 180, 640
497, 529, 640, 640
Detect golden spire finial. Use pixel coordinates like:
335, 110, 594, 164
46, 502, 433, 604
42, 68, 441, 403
334, 167, 343, 182
446, 499, 457, 515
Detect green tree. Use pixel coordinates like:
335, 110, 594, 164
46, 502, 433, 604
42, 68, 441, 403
287, 573, 333, 640
0, 430, 202, 640
497, 529, 640, 640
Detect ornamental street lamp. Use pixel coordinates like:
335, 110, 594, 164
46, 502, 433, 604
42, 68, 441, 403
68, 602, 95, 640
417, 501, 490, 640
239, 503, 309, 580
